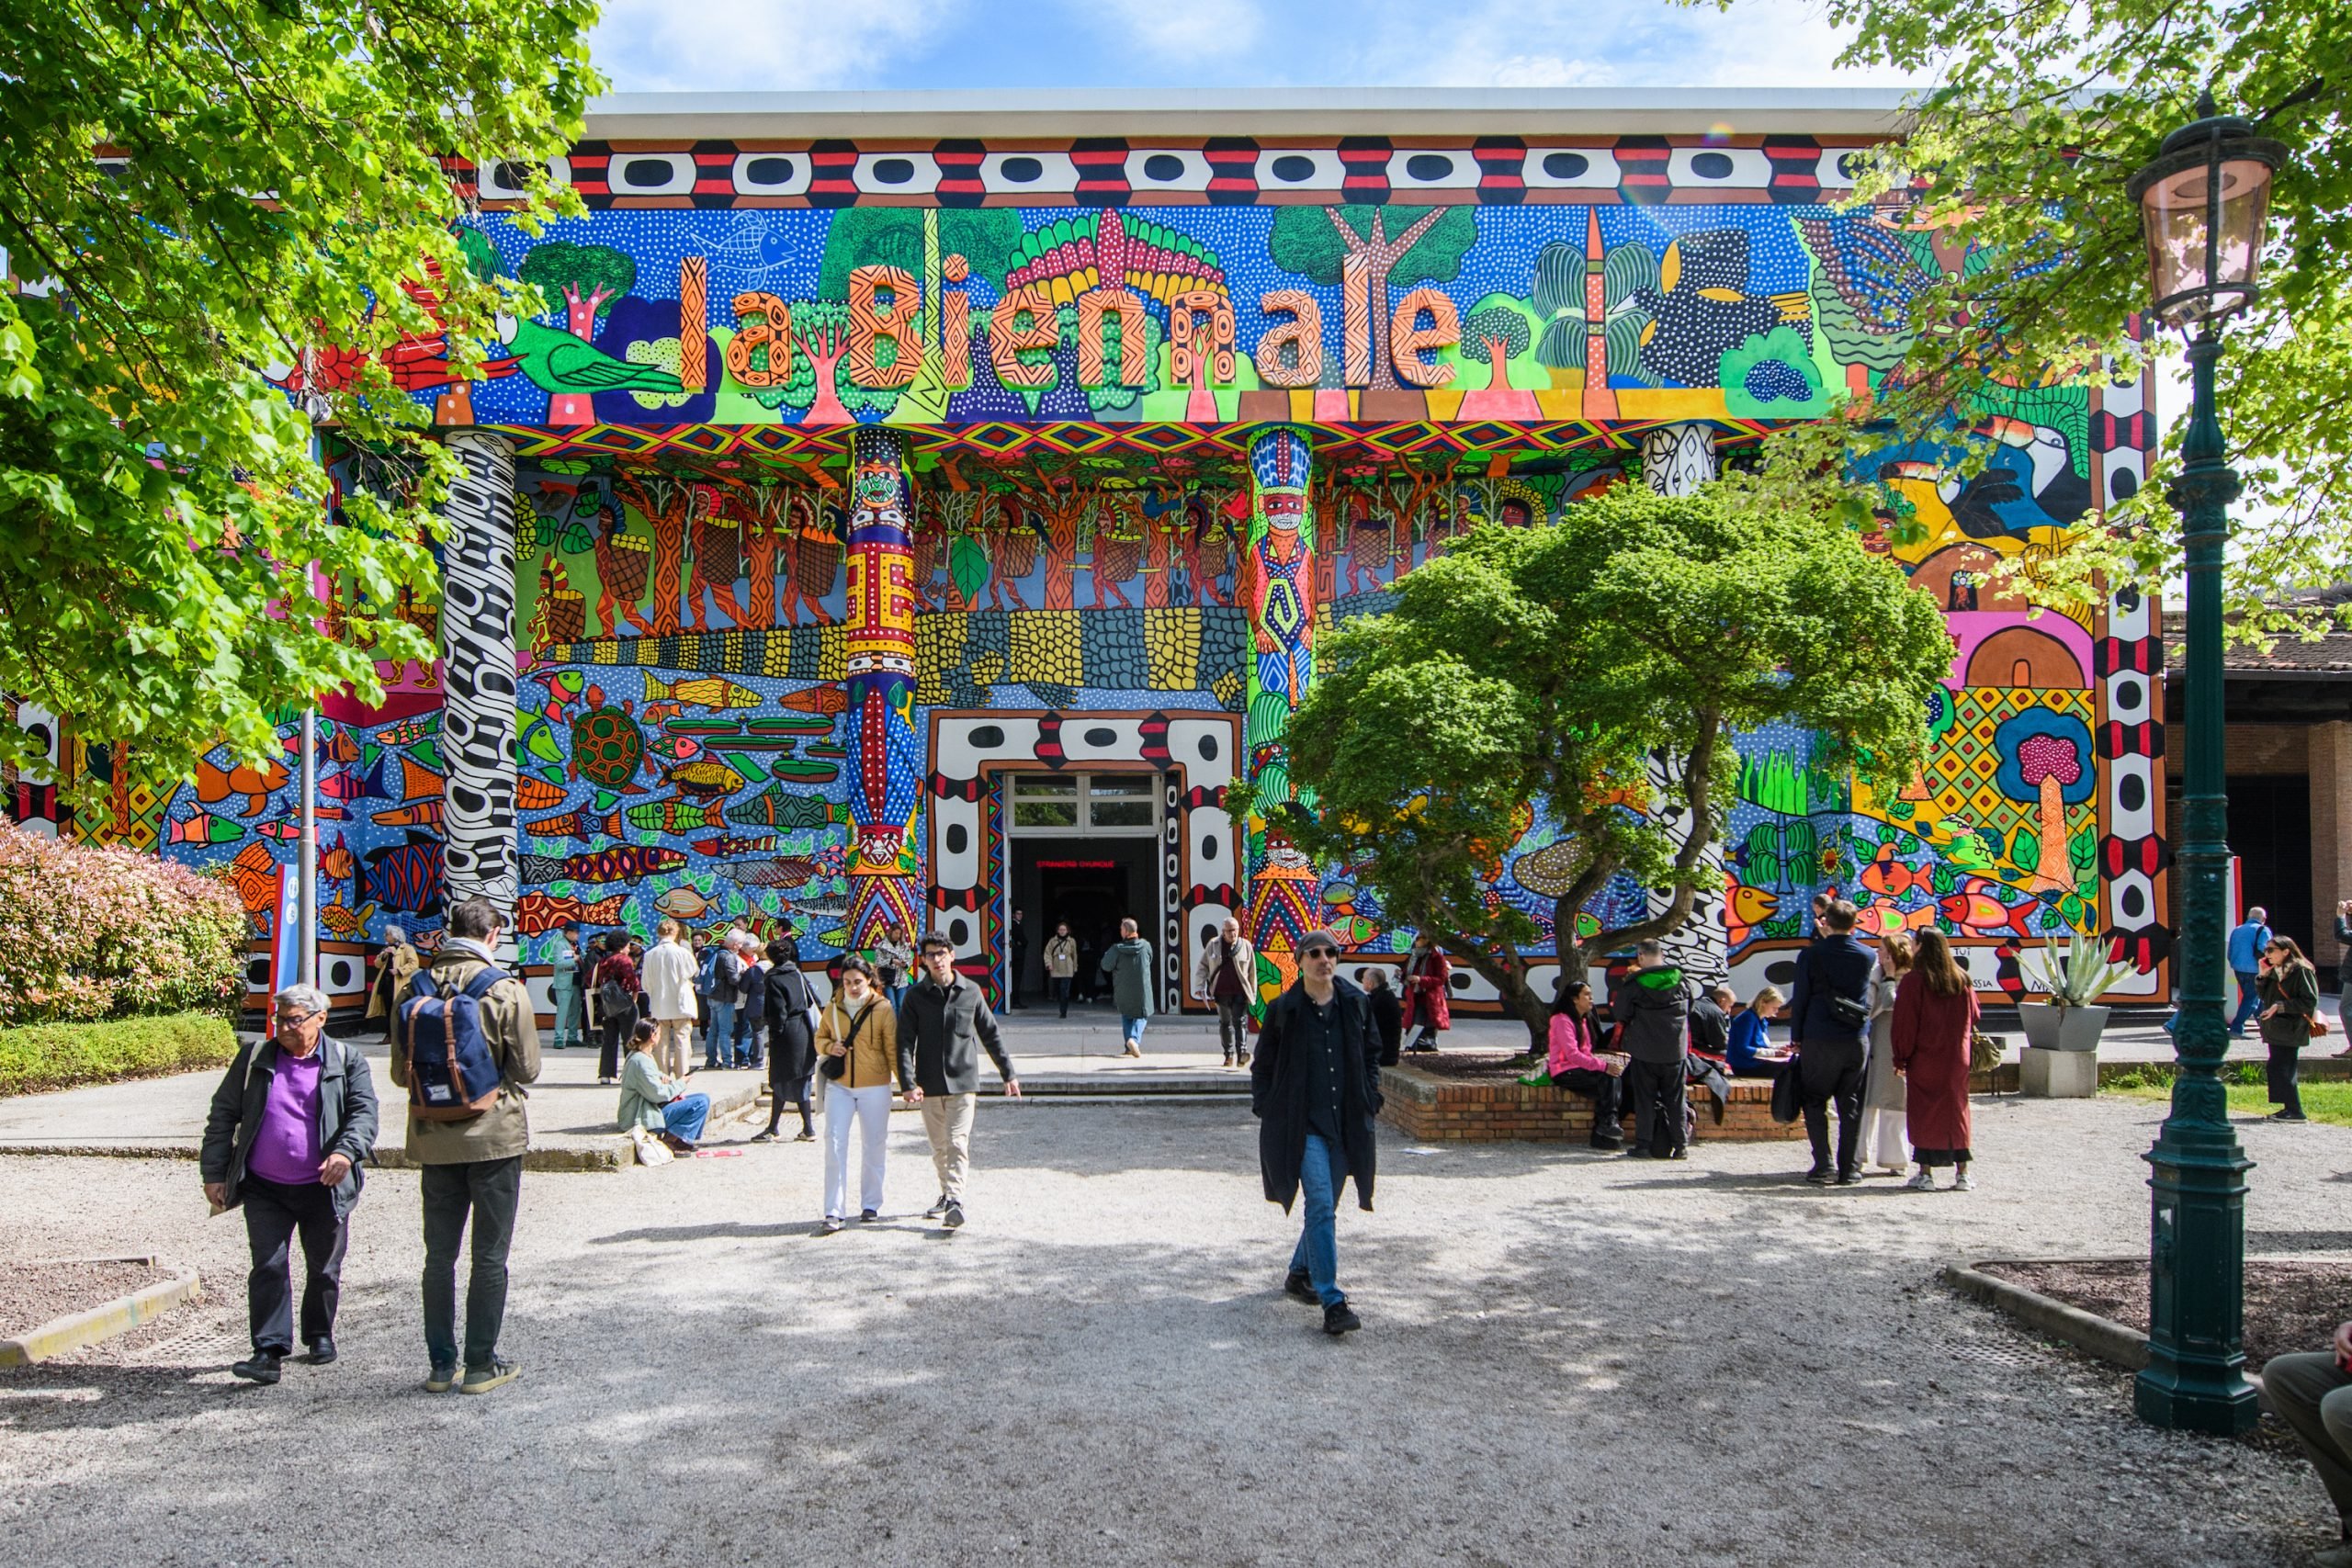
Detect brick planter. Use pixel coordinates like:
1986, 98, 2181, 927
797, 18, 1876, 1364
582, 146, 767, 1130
1378, 1058, 1803, 1144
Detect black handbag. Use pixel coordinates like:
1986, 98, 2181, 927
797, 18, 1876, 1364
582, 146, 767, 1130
1770, 1057, 1804, 1123
820, 998, 870, 1081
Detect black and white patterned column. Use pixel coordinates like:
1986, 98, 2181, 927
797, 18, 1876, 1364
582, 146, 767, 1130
1640, 422, 1729, 987
438, 431, 520, 919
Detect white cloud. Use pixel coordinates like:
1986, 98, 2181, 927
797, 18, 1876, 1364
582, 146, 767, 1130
590, 0, 958, 93
1486, 53, 1618, 88
1088, 0, 1266, 58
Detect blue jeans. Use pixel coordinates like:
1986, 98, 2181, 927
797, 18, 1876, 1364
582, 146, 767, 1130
2229, 972, 2262, 1034
1122, 1014, 1148, 1048
1287, 1132, 1345, 1308
706, 1000, 738, 1067
663, 1092, 710, 1144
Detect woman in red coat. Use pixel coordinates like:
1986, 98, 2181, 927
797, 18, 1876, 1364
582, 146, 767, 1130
1400, 936, 1452, 1054
1892, 929, 1981, 1191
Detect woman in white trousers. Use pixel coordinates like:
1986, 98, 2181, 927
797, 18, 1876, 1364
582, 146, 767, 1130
1858, 931, 1914, 1176
816, 958, 899, 1235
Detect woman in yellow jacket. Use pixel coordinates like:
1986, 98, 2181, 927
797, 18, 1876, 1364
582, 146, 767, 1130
815, 956, 899, 1234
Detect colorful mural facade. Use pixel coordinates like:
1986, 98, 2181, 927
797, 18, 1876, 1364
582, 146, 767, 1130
23, 125, 2162, 1011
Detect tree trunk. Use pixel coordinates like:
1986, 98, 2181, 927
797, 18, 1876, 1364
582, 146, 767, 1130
1482, 342, 1509, 389
800, 333, 852, 425
2030, 773, 2072, 892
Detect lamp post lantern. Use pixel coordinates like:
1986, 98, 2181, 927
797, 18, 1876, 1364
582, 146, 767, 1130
2126, 92, 2285, 1435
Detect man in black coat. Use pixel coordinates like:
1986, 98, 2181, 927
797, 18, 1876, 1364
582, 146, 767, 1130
1788, 898, 1877, 1185
200, 984, 379, 1384
1609, 941, 1692, 1159
1250, 930, 1379, 1337
755, 939, 820, 1142
899, 932, 1022, 1229
1008, 908, 1030, 1010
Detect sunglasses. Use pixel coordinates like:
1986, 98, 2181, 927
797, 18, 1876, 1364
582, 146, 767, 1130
1300, 947, 1340, 960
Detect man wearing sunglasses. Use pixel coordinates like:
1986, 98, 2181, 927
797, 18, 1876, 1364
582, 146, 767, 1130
1250, 931, 1381, 1336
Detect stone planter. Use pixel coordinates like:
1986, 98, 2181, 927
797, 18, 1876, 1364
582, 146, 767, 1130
2019, 1001, 2110, 1052
2019, 1045, 2098, 1099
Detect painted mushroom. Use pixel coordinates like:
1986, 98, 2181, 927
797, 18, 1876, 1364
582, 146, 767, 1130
1992, 707, 2095, 895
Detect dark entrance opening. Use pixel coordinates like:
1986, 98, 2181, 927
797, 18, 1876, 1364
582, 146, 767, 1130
2227, 773, 2313, 953
1010, 836, 1159, 1007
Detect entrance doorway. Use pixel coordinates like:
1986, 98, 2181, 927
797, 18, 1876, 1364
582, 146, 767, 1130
1002, 772, 1164, 1008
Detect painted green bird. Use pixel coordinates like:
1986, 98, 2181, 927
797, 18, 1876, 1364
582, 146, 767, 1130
495, 313, 685, 397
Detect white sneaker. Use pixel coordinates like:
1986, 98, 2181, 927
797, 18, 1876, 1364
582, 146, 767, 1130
1904, 1168, 1937, 1191
1951, 1171, 1975, 1191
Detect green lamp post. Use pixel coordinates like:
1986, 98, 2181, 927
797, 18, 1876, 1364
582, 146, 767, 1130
2127, 95, 2286, 1434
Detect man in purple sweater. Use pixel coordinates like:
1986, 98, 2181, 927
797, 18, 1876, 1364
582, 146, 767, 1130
201, 984, 379, 1385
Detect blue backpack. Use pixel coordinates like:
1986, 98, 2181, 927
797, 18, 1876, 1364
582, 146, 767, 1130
400, 967, 508, 1122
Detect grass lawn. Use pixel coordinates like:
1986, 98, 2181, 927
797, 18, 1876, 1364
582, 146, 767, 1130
2109, 1072, 2352, 1128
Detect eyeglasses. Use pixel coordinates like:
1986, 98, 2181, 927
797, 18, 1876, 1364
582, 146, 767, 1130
1300, 947, 1339, 961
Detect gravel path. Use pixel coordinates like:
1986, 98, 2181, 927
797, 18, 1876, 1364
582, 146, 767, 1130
1, 1092, 2346, 1566
0, 1260, 169, 1339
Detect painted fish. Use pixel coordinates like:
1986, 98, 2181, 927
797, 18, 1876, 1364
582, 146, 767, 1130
625, 795, 729, 835
724, 857, 824, 889
288, 725, 361, 767
1852, 898, 1939, 939
653, 885, 714, 919
725, 784, 850, 831
397, 756, 445, 800
658, 758, 747, 798
520, 845, 689, 885
645, 732, 703, 766
542, 670, 586, 704
644, 672, 763, 711
778, 685, 848, 716
1859, 844, 1933, 900
223, 840, 281, 918
408, 737, 447, 776
1320, 914, 1378, 945
195, 754, 289, 818
365, 830, 445, 916
1939, 878, 2042, 941
1724, 883, 1781, 945
526, 807, 624, 842
254, 820, 307, 841
519, 715, 565, 771
317, 759, 388, 803
166, 808, 246, 845
319, 833, 356, 887
372, 800, 445, 828
691, 835, 777, 856
782, 893, 850, 919
516, 776, 568, 811
318, 899, 379, 940
514, 889, 630, 936
376, 714, 441, 746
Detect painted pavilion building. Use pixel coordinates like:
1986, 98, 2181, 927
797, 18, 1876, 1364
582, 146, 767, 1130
9, 89, 2170, 1018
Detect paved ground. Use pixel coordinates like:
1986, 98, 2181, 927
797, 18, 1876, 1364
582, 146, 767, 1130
4, 1089, 2349, 1565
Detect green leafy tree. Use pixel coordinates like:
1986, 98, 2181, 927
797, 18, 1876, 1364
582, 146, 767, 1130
816, 209, 1025, 300
1237, 484, 1953, 1045
1268, 205, 1478, 389
0, 0, 597, 799
1460, 305, 1532, 383
1716, 0, 2352, 641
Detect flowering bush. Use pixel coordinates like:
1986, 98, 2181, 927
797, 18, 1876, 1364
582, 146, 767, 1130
0, 825, 246, 1027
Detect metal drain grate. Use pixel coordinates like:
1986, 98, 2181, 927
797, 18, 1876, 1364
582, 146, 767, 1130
118, 1322, 248, 1368
1951, 1338, 2041, 1371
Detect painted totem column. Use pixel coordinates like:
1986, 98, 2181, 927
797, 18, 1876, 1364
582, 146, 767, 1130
1641, 421, 1729, 986
438, 430, 521, 919
842, 426, 922, 948
1241, 426, 1320, 1004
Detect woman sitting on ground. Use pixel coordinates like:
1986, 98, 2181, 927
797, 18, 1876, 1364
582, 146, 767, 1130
2258, 936, 2324, 1123
1543, 981, 1630, 1151
616, 1019, 709, 1154
1725, 986, 1789, 1077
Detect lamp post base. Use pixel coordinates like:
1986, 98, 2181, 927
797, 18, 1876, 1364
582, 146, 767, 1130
2136, 1118, 2258, 1435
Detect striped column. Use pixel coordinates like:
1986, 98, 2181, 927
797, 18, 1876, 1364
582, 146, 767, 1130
438, 430, 520, 920
1242, 426, 1320, 1004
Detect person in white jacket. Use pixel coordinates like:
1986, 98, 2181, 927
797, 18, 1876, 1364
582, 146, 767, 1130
1193, 917, 1256, 1067
640, 921, 700, 1079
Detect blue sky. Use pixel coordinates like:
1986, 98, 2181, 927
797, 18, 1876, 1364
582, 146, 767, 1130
588, 0, 1916, 96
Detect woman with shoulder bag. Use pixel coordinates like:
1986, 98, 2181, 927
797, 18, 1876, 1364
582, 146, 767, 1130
2259, 937, 2324, 1123
752, 941, 820, 1144
592, 934, 641, 1086
815, 957, 899, 1233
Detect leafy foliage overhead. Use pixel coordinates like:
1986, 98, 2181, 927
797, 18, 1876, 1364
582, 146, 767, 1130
0, 0, 600, 796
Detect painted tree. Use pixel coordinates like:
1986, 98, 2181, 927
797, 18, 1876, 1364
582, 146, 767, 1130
0, 0, 595, 795
1268, 205, 1479, 389
1235, 483, 1954, 1046
1457, 303, 1541, 420
1994, 708, 2096, 895
516, 240, 637, 424
750, 300, 890, 426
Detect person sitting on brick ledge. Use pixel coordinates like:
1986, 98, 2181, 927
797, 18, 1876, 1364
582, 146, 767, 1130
1539, 980, 1628, 1151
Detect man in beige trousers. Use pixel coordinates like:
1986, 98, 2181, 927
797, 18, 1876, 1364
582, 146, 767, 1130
897, 932, 1020, 1230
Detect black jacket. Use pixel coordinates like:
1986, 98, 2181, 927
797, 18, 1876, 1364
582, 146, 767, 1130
763, 964, 819, 1083
740, 960, 769, 1025
897, 974, 1016, 1095
1251, 978, 1382, 1213
1367, 985, 1404, 1066
200, 1034, 379, 1217
1688, 996, 1730, 1056
1610, 964, 1691, 1064
1790, 933, 1874, 1046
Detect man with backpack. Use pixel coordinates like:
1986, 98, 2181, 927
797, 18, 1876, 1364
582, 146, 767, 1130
1787, 897, 1877, 1186
1609, 941, 1692, 1160
388, 896, 540, 1395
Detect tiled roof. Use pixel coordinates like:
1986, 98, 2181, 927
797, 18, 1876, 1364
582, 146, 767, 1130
2162, 608, 2352, 674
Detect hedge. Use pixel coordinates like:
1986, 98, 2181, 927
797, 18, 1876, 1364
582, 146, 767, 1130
0, 1011, 241, 1098
0, 824, 246, 1027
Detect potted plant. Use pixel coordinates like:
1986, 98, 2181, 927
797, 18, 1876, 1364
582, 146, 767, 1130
2018, 933, 2132, 1052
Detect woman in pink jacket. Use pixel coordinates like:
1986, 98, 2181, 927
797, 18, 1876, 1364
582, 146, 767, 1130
1545, 981, 1629, 1150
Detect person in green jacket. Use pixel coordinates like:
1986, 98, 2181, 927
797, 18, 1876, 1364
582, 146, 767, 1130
616, 1019, 710, 1151
1099, 918, 1158, 1058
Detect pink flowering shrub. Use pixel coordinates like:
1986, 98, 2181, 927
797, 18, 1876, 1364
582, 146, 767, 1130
0, 824, 246, 1027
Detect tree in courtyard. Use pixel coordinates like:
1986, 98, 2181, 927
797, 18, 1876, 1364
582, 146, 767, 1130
0, 0, 596, 800
1236, 483, 1954, 1047
1731, 0, 2352, 642
1269, 205, 1478, 389
516, 241, 637, 424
